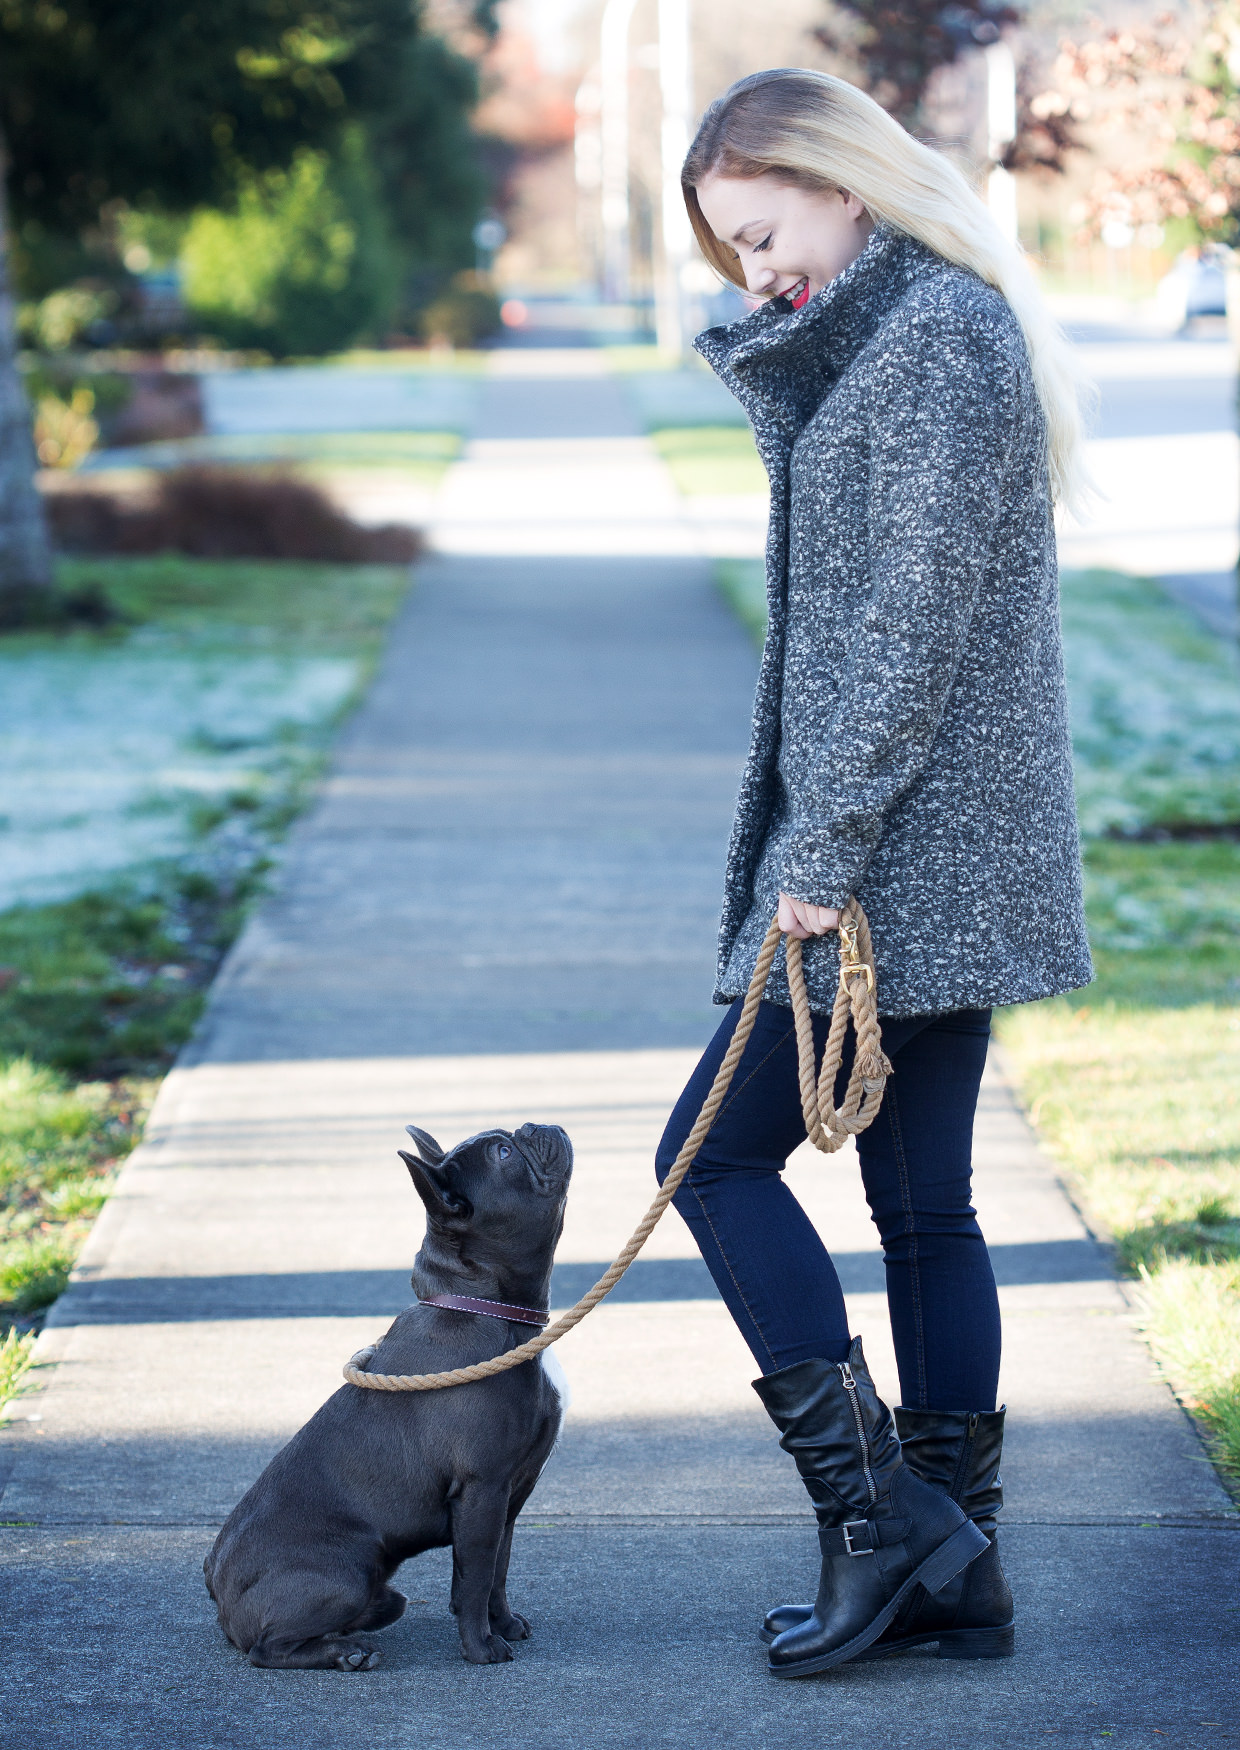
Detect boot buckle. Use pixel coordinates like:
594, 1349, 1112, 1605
840, 1521, 875, 1557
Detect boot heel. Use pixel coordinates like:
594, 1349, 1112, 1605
915, 1519, 988, 1596
936, 1623, 1015, 1659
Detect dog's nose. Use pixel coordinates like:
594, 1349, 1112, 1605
515, 1122, 570, 1159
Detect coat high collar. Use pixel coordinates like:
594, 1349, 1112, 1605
693, 226, 949, 463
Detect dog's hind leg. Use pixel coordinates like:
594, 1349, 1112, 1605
487, 1514, 531, 1642
248, 1631, 381, 1671
346, 1583, 408, 1634
240, 1569, 385, 1671
450, 1482, 516, 1664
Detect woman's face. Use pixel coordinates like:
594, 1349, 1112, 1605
695, 173, 874, 306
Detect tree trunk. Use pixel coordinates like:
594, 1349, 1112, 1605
0, 136, 54, 621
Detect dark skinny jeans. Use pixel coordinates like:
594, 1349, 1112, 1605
655, 997, 1000, 1411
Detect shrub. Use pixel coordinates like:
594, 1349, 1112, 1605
0, 1328, 35, 1406
180, 138, 399, 357
33, 386, 98, 468
106, 373, 204, 446
0, 1232, 74, 1315
20, 284, 115, 351
45, 467, 420, 563
419, 271, 502, 348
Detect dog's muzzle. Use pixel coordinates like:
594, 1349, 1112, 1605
512, 1122, 572, 1186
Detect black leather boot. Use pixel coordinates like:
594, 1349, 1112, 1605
761, 1405, 1014, 1660
753, 1339, 988, 1677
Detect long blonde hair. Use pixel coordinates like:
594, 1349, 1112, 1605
683, 68, 1087, 508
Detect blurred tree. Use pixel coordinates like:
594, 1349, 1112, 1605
0, 0, 489, 609
182, 27, 489, 348
1002, 55, 1081, 179
0, 0, 417, 231
813, 0, 1023, 127
1036, 8, 1240, 244
369, 30, 489, 309
181, 134, 399, 355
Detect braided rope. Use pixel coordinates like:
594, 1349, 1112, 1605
787, 900, 893, 1153
343, 900, 888, 1393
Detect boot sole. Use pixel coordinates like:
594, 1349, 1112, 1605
767, 1519, 989, 1678
761, 1621, 1015, 1657
853, 1621, 1015, 1660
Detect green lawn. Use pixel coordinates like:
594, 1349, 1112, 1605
1060, 567, 1240, 837
0, 555, 412, 1401
714, 554, 1240, 1485
652, 427, 765, 497
0, 1058, 153, 1322
603, 345, 685, 372
716, 557, 769, 644
80, 429, 461, 483
55, 553, 411, 652
330, 349, 491, 373
998, 972, 1240, 1484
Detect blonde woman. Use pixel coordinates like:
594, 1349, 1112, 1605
655, 68, 1092, 1678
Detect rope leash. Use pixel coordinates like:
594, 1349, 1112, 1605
343, 900, 890, 1393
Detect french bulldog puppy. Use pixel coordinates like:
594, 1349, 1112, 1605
204, 1120, 572, 1670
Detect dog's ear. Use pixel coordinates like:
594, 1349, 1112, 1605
399, 1150, 472, 1221
404, 1124, 445, 1166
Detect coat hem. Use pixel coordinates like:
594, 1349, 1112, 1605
712, 962, 1096, 1019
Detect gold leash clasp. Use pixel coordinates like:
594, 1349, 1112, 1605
838, 914, 874, 991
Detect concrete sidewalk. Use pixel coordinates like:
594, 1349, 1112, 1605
2, 353, 1237, 1750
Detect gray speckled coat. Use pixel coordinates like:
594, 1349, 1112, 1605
695, 225, 1093, 1017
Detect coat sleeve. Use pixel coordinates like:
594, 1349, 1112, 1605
778, 293, 1025, 911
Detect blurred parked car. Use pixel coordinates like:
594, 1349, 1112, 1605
1155, 245, 1231, 330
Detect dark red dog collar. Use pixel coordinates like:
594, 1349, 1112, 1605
419, 1293, 548, 1327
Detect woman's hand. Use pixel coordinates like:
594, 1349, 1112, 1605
778, 892, 840, 939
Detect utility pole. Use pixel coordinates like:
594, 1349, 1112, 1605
600, 0, 638, 304
985, 41, 1018, 245
656, 0, 693, 356
574, 75, 603, 293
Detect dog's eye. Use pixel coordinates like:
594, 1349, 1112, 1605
496, 1144, 511, 1159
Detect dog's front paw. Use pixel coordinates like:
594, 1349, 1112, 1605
491, 1610, 531, 1641
461, 1633, 514, 1664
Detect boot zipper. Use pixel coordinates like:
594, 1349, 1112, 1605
947, 1411, 979, 1504
839, 1362, 878, 1503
